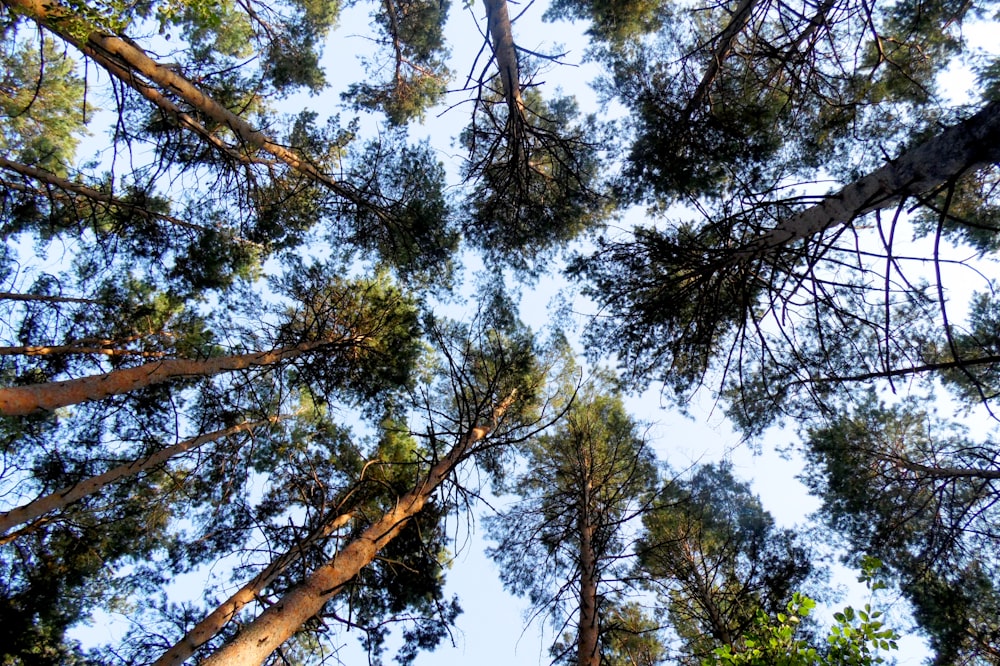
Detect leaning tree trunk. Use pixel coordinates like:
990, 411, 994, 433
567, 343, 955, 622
0, 0, 377, 215
0, 418, 282, 538
0, 156, 211, 235
153, 509, 356, 666
741, 99, 1000, 259
200, 391, 517, 666
0, 338, 356, 416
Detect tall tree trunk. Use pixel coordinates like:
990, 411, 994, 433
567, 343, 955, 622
577, 473, 601, 666
0, 418, 279, 538
0, 338, 355, 416
200, 391, 517, 666
483, 0, 525, 122
153, 509, 355, 666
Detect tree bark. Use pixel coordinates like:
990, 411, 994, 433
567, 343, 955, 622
483, 0, 525, 122
0, 339, 354, 416
742, 99, 1000, 258
894, 458, 1000, 481
200, 391, 517, 666
577, 473, 601, 666
153, 509, 355, 666
0, 419, 277, 537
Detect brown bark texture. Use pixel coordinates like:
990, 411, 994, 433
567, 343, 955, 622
153, 510, 356, 666
0, 419, 275, 537
0, 339, 347, 416
0, 0, 374, 214
199, 393, 517, 666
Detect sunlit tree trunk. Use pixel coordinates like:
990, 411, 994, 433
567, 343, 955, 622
0, 418, 280, 538
200, 392, 517, 666
153, 510, 355, 666
1, 0, 374, 213
742, 99, 1000, 257
0, 339, 356, 416
483, 0, 524, 120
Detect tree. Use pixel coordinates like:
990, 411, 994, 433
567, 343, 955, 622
564, 0, 1000, 409
705, 589, 900, 666
486, 371, 659, 666
802, 399, 1000, 663
0, 267, 428, 662
190, 309, 566, 665
565, 0, 1000, 657
636, 463, 816, 664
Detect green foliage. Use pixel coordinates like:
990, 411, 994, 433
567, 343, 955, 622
343, 0, 451, 124
543, 0, 663, 43
601, 602, 667, 666
638, 463, 816, 664
705, 592, 899, 666
273, 261, 425, 408
803, 399, 1000, 663
705, 560, 898, 666
912, 167, 1000, 254
462, 91, 608, 275
340, 134, 458, 286
0, 460, 180, 664
570, 223, 761, 393
5, 0, 1000, 660
486, 371, 658, 655
0, 30, 88, 174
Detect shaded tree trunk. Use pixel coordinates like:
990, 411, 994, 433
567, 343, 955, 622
0, 292, 99, 304
0, 156, 209, 235
683, 0, 762, 119
578, 471, 601, 666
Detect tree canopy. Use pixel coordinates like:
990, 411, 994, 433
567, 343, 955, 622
2, 0, 1000, 662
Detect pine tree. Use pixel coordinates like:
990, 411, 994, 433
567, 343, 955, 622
486, 371, 659, 666
636, 463, 816, 664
